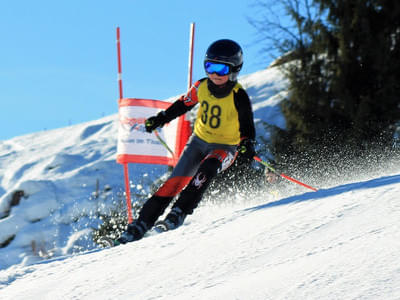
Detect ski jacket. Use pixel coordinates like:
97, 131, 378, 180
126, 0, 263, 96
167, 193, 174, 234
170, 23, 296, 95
162, 78, 255, 145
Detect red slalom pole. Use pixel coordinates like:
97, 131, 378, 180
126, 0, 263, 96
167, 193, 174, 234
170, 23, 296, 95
175, 22, 195, 161
116, 27, 133, 223
187, 22, 195, 90
253, 156, 318, 192
116, 27, 123, 99
123, 164, 133, 223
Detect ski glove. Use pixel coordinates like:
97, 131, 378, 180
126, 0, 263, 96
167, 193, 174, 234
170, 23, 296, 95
145, 112, 168, 133
238, 138, 256, 160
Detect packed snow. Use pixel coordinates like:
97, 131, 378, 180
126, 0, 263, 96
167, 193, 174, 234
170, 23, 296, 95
1, 65, 400, 299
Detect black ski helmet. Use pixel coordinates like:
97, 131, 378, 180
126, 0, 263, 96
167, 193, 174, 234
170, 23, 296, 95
204, 39, 243, 81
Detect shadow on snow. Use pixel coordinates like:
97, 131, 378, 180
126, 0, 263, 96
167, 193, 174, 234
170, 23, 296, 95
245, 173, 400, 213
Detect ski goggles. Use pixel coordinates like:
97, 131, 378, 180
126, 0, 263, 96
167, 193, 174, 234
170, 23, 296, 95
204, 61, 232, 76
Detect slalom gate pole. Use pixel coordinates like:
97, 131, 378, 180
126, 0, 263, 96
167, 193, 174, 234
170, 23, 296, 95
187, 22, 195, 90
123, 164, 133, 223
152, 23, 195, 164
253, 156, 318, 192
116, 27, 133, 223
174, 22, 195, 160
116, 27, 124, 99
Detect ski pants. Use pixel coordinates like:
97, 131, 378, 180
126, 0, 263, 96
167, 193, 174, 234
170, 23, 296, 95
137, 135, 237, 228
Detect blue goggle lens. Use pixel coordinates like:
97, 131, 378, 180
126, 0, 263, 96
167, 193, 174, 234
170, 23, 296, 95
205, 62, 231, 76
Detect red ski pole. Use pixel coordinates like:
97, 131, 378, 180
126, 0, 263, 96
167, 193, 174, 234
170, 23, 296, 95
253, 156, 318, 192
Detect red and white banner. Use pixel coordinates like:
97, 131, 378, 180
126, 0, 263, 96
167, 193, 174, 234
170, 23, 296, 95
116, 98, 191, 166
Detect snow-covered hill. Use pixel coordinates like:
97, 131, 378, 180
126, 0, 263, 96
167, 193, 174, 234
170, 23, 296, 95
1, 65, 400, 299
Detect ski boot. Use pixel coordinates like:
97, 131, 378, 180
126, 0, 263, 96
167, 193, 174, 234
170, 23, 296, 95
116, 220, 148, 245
155, 207, 187, 232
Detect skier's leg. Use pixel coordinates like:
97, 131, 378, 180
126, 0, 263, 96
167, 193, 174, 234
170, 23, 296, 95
137, 137, 206, 226
136, 180, 190, 228
118, 183, 190, 243
165, 149, 236, 229
118, 136, 206, 243
173, 157, 220, 215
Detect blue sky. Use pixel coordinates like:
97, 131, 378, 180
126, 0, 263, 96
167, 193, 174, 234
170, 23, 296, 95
0, 0, 274, 140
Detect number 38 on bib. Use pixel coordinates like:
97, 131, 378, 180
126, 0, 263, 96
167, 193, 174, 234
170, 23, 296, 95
194, 81, 242, 145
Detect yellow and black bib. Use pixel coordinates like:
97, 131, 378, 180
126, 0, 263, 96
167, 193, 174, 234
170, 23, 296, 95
194, 81, 242, 145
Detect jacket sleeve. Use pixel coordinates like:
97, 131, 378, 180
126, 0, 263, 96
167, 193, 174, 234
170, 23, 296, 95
161, 79, 204, 123
233, 88, 256, 141
162, 97, 193, 123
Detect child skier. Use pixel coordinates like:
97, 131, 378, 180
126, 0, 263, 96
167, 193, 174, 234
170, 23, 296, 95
117, 39, 256, 244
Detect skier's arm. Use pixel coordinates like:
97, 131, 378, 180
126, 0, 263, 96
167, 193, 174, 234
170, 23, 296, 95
234, 88, 256, 141
145, 80, 203, 133
234, 88, 256, 161
164, 78, 206, 121
162, 96, 195, 122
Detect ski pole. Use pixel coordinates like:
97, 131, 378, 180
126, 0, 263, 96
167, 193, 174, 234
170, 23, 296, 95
153, 129, 175, 158
253, 156, 318, 192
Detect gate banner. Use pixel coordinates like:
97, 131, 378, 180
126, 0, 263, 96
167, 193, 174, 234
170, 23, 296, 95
117, 98, 190, 166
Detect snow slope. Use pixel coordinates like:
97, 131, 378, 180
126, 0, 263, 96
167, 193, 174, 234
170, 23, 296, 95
1, 65, 400, 299
0, 66, 287, 270
0, 171, 399, 299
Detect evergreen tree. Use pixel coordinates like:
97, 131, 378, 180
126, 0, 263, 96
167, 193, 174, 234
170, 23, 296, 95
267, 0, 400, 174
